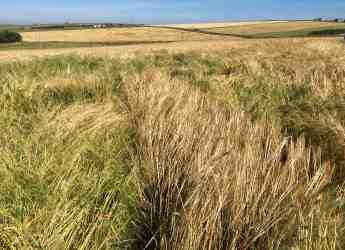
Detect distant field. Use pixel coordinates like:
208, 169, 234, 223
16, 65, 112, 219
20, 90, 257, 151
203, 21, 345, 37
0, 21, 343, 61
20, 21, 345, 45
21, 26, 219, 43
0, 37, 343, 62
156, 20, 287, 29
0, 39, 249, 61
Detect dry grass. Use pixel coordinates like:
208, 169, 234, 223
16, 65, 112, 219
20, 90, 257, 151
1, 35, 345, 249
0, 56, 135, 249
122, 72, 339, 249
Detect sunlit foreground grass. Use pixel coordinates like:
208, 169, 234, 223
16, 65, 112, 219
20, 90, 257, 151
1, 38, 345, 249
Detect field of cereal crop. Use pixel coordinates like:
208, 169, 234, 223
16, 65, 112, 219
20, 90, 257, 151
1, 20, 345, 249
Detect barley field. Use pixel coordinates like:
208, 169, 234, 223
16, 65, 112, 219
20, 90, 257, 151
204, 21, 345, 35
0, 21, 343, 61
1, 22, 345, 249
21, 26, 216, 43
21, 21, 345, 43
21, 21, 284, 43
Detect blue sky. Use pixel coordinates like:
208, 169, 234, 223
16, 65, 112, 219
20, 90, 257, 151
1, 0, 345, 24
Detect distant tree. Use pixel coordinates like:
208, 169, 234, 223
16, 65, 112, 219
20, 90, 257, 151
0, 30, 22, 43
